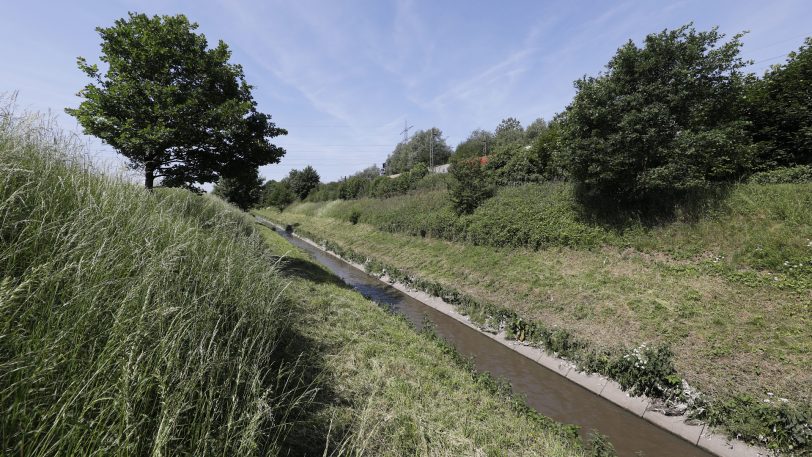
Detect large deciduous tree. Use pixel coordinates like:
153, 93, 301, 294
562, 24, 751, 208
211, 167, 264, 210
747, 37, 812, 171
287, 166, 320, 200
66, 13, 286, 191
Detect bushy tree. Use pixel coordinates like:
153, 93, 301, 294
524, 117, 548, 142
212, 167, 264, 210
562, 24, 751, 207
747, 37, 812, 170
66, 13, 286, 190
384, 128, 452, 174
486, 144, 545, 186
261, 180, 295, 210
453, 129, 493, 162
449, 160, 494, 214
494, 117, 525, 147
287, 166, 320, 199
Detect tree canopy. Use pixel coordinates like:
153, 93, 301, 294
747, 37, 812, 170
66, 13, 286, 190
453, 129, 493, 162
384, 128, 452, 175
562, 24, 751, 207
287, 166, 321, 200
212, 167, 264, 210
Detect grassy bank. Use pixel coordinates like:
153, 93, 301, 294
256, 224, 589, 456
0, 109, 587, 455
258, 194, 812, 453
0, 111, 306, 455
285, 182, 812, 288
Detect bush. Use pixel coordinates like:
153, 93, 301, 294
748, 165, 812, 184
562, 24, 751, 209
449, 160, 494, 215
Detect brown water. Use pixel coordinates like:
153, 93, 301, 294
274, 226, 715, 457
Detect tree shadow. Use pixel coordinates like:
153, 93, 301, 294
572, 183, 734, 231
271, 255, 348, 288
272, 322, 354, 456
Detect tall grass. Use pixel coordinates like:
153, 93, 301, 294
0, 101, 309, 455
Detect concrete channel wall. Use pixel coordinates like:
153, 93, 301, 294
263, 219, 769, 457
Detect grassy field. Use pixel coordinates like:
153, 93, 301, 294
0, 108, 586, 456
258, 184, 812, 453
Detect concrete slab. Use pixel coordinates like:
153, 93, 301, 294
642, 409, 704, 444
599, 380, 650, 416
536, 351, 573, 377
697, 430, 769, 457
566, 369, 608, 396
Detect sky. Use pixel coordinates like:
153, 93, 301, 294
2, 0, 811, 185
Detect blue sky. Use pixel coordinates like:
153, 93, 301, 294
2, 0, 811, 184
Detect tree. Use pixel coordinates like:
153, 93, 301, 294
453, 129, 493, 162
287, 166, 320, 199
747, 37, 812, 171
66, 13, 286, 190
494, 117, 524, 147
524, 117, 548, 142
562, 24, 751, 208
383, 128, 452, 174
212, 167, 264, 210
261, 180, 295, 210
449, 160, 494, 214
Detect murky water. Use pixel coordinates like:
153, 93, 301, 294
274, 226, 715, 457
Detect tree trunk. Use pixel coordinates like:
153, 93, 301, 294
144, 162, 155, 190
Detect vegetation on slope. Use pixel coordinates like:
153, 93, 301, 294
0, 110, 303, 455
259, 203, 812, 454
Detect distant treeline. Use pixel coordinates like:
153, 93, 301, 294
242, 24, 811, 215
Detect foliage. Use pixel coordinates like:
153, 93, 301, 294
747, 37, 812, 171
748, 165, 812, 184
384, 128, 452, 175
453, 129, 493, 162
486, 143, 546, 186
524, 117, 548, 142
261, 180, 296, 210
287, 165, 320, 200
65, 13, 286, 190
211, 166, 264, 210
562, 24, 752, 209
494, 117, 525, 147
449, 160, 494, 214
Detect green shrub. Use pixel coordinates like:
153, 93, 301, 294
748, 165, 812, 184
562, 24, 751, 209
449, 160, 494, 215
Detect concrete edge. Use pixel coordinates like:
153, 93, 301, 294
259, 219, 770, 457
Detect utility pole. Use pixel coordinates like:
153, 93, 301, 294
400, 120, 413, 143
429, 128, 435, 171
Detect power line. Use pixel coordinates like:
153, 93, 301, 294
400, 120, 413, 143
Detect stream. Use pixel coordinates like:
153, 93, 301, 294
272, 224, 716, 457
